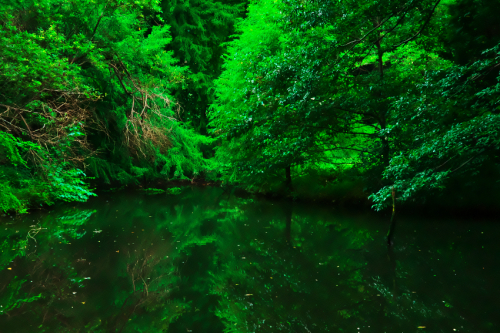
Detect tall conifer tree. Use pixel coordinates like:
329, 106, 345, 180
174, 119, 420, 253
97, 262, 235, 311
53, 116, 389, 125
159, 0, 248, 134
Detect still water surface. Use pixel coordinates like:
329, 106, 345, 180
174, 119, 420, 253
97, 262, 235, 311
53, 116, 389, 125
0, 186, 498, 332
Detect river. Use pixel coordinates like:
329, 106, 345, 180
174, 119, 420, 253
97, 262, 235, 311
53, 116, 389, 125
0, 186, 497, 332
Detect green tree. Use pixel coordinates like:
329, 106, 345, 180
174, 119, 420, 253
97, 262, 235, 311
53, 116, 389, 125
0, 0, 214, 212
210, 0, 500, 209
370, 43, 500, 210
159, 0, 248, 134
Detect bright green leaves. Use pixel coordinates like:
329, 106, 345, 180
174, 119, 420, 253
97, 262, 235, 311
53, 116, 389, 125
0, 132, 27, 168
210, 0, 499, 207
0, 22, 83, 102
208, 0, 289, 186
0, 0, 217, 212
210, 0, 376, 190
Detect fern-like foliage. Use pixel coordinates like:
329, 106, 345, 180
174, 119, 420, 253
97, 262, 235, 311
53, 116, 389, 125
0, 0, 216, 212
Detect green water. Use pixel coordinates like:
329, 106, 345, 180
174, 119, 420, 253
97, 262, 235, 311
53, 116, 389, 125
0, 186, 498, 332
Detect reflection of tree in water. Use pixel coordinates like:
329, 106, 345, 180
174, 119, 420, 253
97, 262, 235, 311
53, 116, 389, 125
100, 250, 179, 332
1, 188, 498, 332
363, 219, 497, 333
209, 198, 378, 332
208, 196, 497, 333
0, 194, 203, 332
0, 209, 95, 329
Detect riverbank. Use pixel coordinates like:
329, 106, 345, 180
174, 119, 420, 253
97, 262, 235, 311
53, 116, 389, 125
2, 174, 498, 221
227, 177, 500, 220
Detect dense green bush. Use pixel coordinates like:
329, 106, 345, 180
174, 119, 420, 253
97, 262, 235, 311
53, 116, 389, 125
0, 0, 221, 213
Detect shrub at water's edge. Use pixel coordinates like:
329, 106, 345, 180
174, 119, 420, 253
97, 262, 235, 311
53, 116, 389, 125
0, 0, 219, 214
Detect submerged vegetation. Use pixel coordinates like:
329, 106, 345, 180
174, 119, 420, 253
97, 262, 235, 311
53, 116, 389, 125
1, 0, 499, 214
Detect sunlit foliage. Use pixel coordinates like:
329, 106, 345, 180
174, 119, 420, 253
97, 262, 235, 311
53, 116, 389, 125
0, 0, 216, 213
209, 0, 500, 209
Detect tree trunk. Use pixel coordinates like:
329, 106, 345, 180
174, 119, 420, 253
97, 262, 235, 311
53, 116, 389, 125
387, 187, 396, 246
374, 24, 390, 167
285, 165, 292, 191
381, 135, 390, 167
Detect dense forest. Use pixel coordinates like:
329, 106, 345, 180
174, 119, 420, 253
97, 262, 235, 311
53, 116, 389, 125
1, 0, 499, 214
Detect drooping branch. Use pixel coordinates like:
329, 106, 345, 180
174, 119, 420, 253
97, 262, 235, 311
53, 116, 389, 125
110, 65, 131, 95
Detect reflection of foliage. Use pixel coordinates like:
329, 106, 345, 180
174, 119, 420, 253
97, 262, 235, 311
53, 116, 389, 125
0, 209, 96, 323
57, 210, 95, 226
0, 187, 495, 332
0, 276, 42, 315
138, 187, 183, 195
0, 188, 222, 332
205, 193, 488, 333
49, 209, 95, 244
207, 197, 378, 332
102, 251, 185, 333
139, 188, 166, 195
166, 187, 182, 195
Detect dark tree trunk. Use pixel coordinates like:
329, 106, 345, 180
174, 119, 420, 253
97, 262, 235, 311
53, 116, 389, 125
387, 187, 396, 246
285, 165, 292, 191
381, 135, 390, 167
375, 24, 390, 168
387, 244, 398, 299
387, 209, 396, 246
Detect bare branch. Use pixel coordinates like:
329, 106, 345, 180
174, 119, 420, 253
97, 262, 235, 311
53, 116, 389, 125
110, 64, 131, 95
